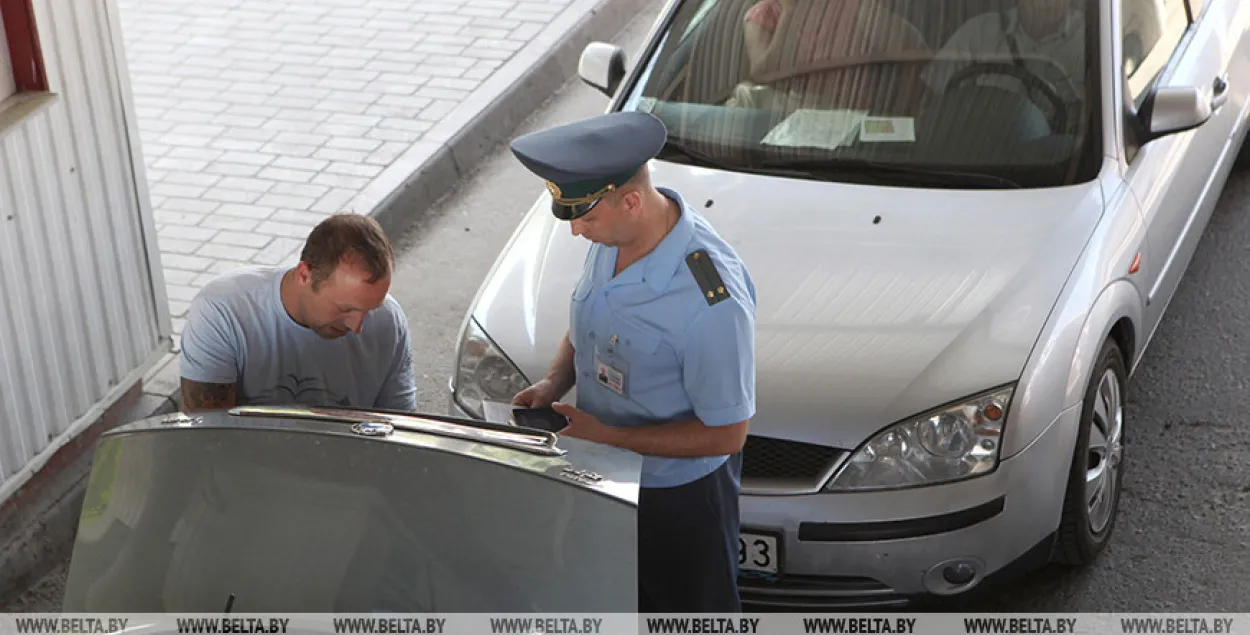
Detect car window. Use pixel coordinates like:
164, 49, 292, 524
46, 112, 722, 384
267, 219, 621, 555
617, 0, 1104, 189
1122, 0, 1190, 108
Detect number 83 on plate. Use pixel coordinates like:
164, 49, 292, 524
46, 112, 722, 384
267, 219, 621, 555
738, 531, 779, 574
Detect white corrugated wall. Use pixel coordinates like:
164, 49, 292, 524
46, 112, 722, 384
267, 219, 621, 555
0, 0, 169, 505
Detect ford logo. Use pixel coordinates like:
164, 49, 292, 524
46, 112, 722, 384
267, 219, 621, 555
351, 421, 394, 437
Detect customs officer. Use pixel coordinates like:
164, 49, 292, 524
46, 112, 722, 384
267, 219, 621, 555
509, 111, 758, 613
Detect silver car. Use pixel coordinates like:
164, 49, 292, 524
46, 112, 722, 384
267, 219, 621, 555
450, 0, 1250, 607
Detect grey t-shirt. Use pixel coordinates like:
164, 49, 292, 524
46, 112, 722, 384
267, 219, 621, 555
180, 266, 417, 411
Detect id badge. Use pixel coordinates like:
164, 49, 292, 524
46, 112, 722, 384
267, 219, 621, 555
594, 349, 629, 398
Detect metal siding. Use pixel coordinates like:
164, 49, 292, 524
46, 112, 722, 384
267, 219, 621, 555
0, 0, 165, 501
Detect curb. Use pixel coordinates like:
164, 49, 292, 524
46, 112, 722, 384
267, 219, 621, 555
356, 0, 658, 239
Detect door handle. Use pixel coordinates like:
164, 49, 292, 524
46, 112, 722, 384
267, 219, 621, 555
1211, 74, 1230, 110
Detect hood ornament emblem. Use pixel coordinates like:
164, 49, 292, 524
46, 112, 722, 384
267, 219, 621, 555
560, 466, 603, 484
351, 421, 394, 437
161, 413, 202, 425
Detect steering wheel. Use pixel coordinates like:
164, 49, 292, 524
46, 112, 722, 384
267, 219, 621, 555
944, 61, 1070, 133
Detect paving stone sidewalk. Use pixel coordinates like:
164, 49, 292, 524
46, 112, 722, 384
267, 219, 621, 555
118, 0, 614, 342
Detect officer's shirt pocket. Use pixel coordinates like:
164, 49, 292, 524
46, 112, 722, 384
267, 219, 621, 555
606, 318, 686, 419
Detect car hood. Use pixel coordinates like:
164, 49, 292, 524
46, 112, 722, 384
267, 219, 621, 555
472, 161, 1105, 449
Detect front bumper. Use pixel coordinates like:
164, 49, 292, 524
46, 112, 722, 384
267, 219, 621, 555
451, 383, 1079, 608
738, 405, 1080, 607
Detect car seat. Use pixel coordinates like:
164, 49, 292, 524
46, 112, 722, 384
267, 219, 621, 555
741, 0, 934, 117
669, 0, 758, 106
879, 0, 1014, 50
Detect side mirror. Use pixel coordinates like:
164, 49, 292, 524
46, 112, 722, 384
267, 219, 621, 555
1139, 77, 1228, 140
578, 42, 627, 98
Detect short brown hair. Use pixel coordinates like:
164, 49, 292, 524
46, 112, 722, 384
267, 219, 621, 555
300, 213, 395, 288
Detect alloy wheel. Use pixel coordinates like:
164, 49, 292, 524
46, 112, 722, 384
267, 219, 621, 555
1085, 368, 1124, 535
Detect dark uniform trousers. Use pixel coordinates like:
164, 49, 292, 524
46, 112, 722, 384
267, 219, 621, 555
637, 451, 743, 613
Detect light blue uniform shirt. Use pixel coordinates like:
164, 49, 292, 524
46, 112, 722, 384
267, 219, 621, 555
570, 187, 757, 489
180, 266, 417, 411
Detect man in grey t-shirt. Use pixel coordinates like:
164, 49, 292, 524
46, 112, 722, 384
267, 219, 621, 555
179, 213, 417, 412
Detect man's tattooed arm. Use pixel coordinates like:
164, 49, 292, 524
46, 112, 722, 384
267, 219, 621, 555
180, 378, 238, 412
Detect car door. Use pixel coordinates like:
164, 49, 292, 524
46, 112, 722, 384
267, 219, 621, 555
1183, 0, 1250, 143
1124, 0, 1248, 332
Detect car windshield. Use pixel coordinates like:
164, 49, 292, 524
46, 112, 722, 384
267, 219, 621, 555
618, 0, 1103, 189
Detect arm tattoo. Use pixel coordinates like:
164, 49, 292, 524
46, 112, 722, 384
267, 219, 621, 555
181, 379, 238, 412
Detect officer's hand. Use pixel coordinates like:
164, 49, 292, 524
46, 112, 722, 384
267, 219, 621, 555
512, 379, 559, 408
551, 402, 622, 447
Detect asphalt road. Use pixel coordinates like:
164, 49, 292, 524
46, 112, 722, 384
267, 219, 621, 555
7, 0, 1250, 611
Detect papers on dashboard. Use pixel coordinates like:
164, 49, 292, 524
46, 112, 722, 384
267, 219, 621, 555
860, 116, 916, 142
762, 109, 869, 151
762, 109, 917, 149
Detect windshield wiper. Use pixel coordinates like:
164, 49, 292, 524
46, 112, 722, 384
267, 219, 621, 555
757, 158, 1022, 189
658, 139, 827, 180
657, 139, 768, 174
658, 140, 1022, 189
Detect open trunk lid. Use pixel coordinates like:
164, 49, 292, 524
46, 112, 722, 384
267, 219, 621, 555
62, 407, 642, 613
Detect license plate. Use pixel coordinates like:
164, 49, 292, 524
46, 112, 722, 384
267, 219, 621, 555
738, 532, 779, 574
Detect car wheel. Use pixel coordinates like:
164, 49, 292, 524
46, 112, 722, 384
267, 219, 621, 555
1054, 338, 1127, 566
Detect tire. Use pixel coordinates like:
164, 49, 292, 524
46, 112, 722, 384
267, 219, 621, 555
1054, 338, 1128, 566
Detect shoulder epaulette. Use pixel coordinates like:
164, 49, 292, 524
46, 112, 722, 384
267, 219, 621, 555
685, 249, 731, 306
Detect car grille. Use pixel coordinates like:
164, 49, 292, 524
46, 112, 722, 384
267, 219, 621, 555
740, 573, 906, 608
741, 435, 847, 494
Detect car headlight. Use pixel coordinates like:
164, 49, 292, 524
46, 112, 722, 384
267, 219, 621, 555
452, 317, 531, 419
824, 384, 1014, 492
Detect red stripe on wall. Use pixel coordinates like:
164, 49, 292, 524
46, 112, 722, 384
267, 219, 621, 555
1, 0, 48, 92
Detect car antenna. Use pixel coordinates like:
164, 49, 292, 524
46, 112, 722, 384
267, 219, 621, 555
224, 593, 236, 613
